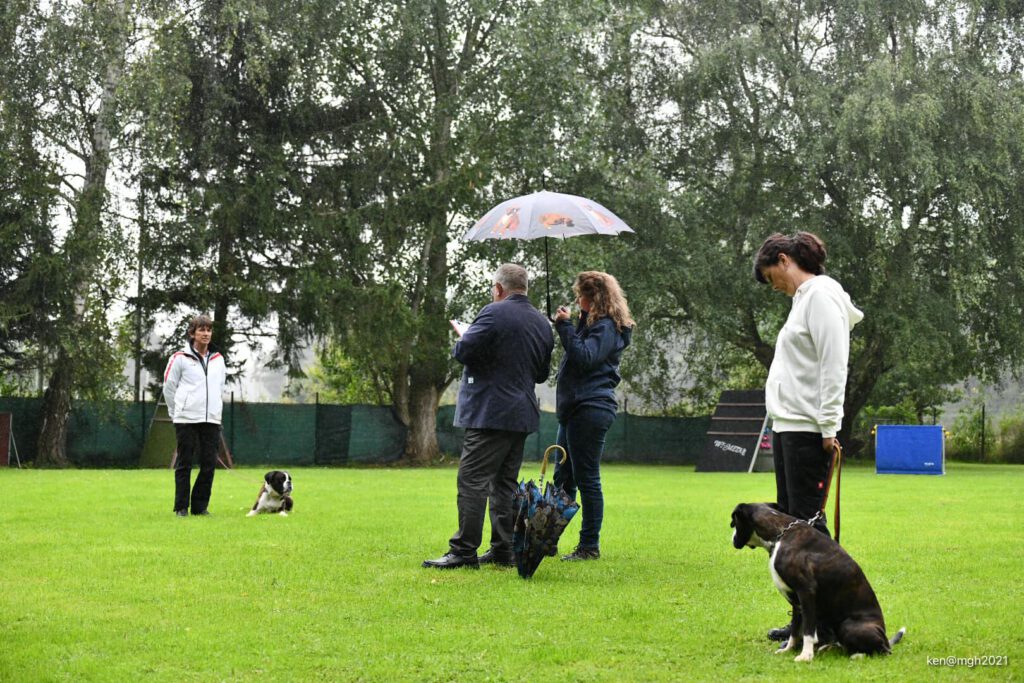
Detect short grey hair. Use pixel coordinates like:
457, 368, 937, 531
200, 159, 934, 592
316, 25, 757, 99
494, 263, 528, 293
187, 313, 214, 336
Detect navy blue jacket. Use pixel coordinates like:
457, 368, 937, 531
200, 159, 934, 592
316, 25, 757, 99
453, 294, 554, 433
554, 312, 632, 421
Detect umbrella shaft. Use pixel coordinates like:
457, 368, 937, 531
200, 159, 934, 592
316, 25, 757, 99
545, 237, 551, 318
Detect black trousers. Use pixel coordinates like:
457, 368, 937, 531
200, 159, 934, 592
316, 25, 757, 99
773, 431, 832, 537
174, 423, 220, 513
448, 428, 527, 557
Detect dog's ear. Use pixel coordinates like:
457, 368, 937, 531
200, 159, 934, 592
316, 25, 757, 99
264, 471, 274, 485
731, 504, 754, 549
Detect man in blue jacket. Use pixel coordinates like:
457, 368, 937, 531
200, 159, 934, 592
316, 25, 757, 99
423, 264, 554, 569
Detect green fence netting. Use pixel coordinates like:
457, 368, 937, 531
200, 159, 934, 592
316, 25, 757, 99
0, 397, 709, 467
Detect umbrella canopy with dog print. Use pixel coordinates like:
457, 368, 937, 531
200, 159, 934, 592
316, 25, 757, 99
463, 191, 634, 241
512, 445, 579, 579
463, 191, 634, 316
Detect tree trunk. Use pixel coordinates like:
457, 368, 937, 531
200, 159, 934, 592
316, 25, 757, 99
36, 350, 74, 468
403, 206, 451, 464
405, 380, 441, 464
401, 0, 460, 464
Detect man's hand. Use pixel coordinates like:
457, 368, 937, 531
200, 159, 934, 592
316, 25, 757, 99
822, 436, 837, 454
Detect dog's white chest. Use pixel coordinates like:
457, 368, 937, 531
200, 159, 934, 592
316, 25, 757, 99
769, 542, 792, 595
259, 492, 284, 511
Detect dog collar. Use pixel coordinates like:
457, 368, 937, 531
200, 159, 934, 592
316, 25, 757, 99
774, 511, 823, 543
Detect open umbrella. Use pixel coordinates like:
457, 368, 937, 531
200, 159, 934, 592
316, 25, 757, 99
511, 445, 579, 579
463, 191, 634, 316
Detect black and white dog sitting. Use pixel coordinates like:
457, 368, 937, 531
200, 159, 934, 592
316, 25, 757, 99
247, 471, 294, 516
730, 503, 905, 662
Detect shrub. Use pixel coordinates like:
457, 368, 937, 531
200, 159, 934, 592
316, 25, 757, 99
945, 402, 992, 462
995, 409, 1024, 464
853, 399, 924, 459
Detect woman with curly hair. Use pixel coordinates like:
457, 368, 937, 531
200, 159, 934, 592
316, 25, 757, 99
552, 271, 635, 561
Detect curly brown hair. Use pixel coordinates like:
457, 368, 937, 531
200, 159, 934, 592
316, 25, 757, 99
574, 271, 635, 332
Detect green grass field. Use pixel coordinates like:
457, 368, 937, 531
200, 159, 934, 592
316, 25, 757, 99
0, 463, 1020, 682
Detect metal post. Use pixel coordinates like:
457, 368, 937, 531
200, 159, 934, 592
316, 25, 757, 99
980, 402, 986, 461
623, 395, 629, 460
134, 177, 146, 403
230, 391, 236, 453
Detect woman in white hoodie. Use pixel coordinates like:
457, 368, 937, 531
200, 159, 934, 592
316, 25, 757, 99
754, 231, 863, 640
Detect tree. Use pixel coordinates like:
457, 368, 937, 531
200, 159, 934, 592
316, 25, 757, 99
284, 343, 380, 405
300, 0, 619, 463
621, 0, 1024, 448
19, 0, 136, 466
0, 1, 60, 390
132, 0, 343, 382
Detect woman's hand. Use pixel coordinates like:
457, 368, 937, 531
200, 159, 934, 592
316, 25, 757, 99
554, 305, 571, 323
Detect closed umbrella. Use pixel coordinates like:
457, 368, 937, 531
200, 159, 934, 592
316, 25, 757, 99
511, 445, 579, 579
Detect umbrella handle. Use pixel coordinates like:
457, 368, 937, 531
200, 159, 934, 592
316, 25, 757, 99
540, 444, 567, 485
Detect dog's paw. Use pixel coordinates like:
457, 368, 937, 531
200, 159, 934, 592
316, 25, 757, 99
278, 511, 288, 516
775, 638, 796, 654
794, 652, 814, 662
246, 510, 257, 517
850, 653, 866, 660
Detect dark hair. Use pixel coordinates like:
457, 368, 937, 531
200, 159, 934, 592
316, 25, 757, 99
187, 313, 214, 337
753, 231, 827, 284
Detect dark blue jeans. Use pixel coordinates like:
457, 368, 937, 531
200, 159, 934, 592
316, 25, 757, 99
554, 406, 616, 549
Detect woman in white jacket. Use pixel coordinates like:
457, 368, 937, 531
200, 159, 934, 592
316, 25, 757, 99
753, 231, 863, 640
163, 314, 227, 517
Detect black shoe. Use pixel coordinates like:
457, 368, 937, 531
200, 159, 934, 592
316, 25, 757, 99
421, 553, 480, 570
561, 546, 600, 561
174, 509, 188, 517
478, 549, 515, 567
192, 510, 210, 516
768, 624, 792, 642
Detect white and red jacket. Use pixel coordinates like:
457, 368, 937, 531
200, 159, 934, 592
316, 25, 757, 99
162, 342, 227, 424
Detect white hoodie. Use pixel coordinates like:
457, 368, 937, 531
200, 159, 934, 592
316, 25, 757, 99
765, 275, 864, 438
162, 343, 227, 424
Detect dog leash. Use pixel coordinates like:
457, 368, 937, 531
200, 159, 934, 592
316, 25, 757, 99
819, 441, 843, 544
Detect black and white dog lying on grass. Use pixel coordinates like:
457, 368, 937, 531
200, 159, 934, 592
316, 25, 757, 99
247, 470, 294, 516
730, 503, 905, 662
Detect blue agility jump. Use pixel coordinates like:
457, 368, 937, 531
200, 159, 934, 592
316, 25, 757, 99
875, 425, 945, 475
